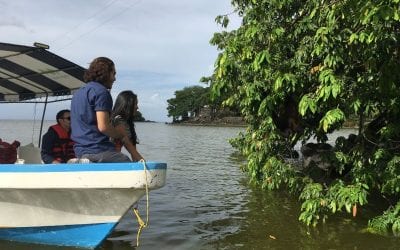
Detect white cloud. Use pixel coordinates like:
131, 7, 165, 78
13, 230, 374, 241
150, 93, 160, 101
0, 0, 241, 122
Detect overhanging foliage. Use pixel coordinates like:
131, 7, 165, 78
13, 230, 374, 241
208, 0, 400, 234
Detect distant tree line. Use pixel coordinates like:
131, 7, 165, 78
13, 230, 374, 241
166, 85, 239, 122
133, 111, 145, 122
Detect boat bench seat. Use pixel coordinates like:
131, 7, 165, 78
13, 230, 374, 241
17, 143, 43, 164
17, 144, 92, 164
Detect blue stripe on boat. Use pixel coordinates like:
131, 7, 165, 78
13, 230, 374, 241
0, 223, 117, 248
0, 162, 167, 172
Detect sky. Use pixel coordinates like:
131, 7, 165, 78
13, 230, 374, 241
0, 0, 241, 122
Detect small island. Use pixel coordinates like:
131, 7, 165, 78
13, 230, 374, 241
166, 85, 245, 126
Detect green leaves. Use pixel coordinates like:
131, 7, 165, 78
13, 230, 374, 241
299, 183, 327, 226
166, 86, 210, 121
328, 182, 369, 213
299, 94, 317, 116
215, 15, 230, 28
319, 108, 345, 132
217, 53, 228, 78
253, 50, 271, 71
381, 156, 400, 195
261, 156, 298, 191
369, 201, 400, 235
205, 0, 400, 233
298, 180, 369, 226
274, 73, 297, 91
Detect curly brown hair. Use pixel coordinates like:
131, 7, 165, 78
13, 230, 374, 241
83, 57, 115, 85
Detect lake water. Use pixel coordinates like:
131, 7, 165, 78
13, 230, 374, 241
0, 120, 399, 249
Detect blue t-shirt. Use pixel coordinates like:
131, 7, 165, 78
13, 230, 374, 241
70, 81, 115, 157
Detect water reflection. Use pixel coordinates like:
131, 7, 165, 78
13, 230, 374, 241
106, 124, 247, 250
205, 185, 400, 250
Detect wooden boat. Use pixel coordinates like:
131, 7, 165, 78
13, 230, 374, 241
0, 42, 167, 248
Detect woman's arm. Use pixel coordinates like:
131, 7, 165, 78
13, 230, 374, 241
96, 111, 125, 139
114, 123, 144, 162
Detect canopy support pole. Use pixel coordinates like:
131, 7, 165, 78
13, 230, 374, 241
38, 94, 49, 148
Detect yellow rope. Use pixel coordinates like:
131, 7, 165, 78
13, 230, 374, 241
133, 159, 149, 247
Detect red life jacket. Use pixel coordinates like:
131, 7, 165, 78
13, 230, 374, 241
0, 139, 20, 164
50, 124, 75, 163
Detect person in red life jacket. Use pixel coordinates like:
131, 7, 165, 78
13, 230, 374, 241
41, 109, 75, 164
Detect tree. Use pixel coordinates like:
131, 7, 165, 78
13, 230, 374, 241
208, 0, 400, 234
167, 86, 210, 122
134, 111, 145, 122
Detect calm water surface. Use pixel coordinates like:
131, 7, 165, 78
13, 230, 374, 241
0, 121, 399, 249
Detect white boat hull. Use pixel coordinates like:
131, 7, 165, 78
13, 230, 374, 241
0, 162, 167, 248
0, 188, 146, 227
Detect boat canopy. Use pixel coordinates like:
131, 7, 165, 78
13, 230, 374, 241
0, 42, 85, 103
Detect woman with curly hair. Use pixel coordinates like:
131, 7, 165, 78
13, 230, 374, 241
111, 90, 144, 162
70, 57, 130, 162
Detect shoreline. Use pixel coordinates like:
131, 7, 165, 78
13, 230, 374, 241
166, 122, 246, 128
169, 122, 358, 129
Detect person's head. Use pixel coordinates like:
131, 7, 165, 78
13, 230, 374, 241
83, 57, 116, 89
56, 109, 71, 131
112, 90, 138, 121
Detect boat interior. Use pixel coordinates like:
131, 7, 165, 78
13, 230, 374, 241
17, 143, 42, 164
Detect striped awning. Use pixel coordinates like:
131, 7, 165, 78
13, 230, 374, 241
0, 42, 85, 103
